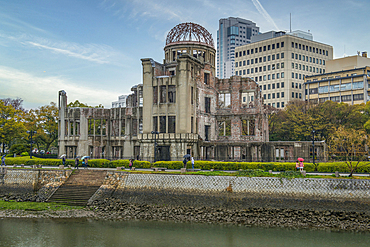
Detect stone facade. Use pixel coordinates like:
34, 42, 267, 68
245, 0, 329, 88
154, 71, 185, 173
58, 22, 326, 162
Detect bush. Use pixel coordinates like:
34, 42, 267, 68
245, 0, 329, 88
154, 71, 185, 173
9, 144, 28, 155
21, 152, 29, 156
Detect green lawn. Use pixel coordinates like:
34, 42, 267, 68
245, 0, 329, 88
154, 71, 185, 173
0, 200, 84, 211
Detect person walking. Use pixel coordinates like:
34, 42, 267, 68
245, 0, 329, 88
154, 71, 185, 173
1, 155, 5, 166
62, 156, 66, 166
296, 160, 300, 171
191, 157, 194, 170
183, 158, 188, 169
74, 157, 79, 169
84, 158, 88, 169
299, 160, 304, 172
129, 159, 133, 170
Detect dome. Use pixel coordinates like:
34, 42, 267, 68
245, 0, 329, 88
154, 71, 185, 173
165, 22, 214, 48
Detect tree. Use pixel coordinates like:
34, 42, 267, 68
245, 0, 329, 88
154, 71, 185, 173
328, 126, 369, 177
1, 97, 26, 112
24, 102, 59, 151
0, 100, 27, 152
269, 100, 367, 143
68, 100, 104, 108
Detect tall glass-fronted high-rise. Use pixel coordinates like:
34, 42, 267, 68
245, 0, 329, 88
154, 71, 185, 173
217, 17, 259, 79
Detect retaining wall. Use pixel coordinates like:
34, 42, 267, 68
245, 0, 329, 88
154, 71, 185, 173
91, 172, 370, 213
1, 169, 370, 213
0, 168, 72, 197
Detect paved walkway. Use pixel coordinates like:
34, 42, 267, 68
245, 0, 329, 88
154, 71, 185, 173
2, 165, 369, 177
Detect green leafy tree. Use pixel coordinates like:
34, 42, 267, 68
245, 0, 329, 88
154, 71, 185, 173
328, 126, 369, 177
0, 100, 27, 152
24, 102, 59, 151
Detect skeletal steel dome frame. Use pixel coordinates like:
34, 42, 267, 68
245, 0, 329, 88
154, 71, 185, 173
165, 22, 214, 48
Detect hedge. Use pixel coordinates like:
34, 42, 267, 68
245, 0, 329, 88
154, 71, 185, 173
2, 157, 370, 173
153, 161, 370, 173
2, 157, 151, 169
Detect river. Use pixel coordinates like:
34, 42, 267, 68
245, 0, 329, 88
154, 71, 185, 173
0, 218, 369, 247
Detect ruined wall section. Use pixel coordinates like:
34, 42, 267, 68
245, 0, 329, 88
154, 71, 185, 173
196, 62, 217, 142
58, 85, 142, 159
215, 76, 269, 143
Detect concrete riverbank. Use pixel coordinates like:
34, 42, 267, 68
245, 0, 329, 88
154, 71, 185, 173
1, 169, 370, 232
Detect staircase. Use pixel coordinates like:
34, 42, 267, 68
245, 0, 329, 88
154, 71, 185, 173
48, 169, 106, 206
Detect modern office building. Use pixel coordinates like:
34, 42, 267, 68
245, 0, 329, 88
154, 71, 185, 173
217, 17, 259, 79
234, 30, 333, 108
304, 52, 370, 105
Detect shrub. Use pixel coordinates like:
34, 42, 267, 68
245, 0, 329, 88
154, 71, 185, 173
21, 152, 29, 156
9, 144, 28, 155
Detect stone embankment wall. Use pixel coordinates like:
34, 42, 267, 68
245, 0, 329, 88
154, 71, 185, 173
91, 172, 370, 213
0, 169, 72, 200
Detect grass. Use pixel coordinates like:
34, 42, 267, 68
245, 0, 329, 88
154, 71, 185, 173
0, 200, 84, 211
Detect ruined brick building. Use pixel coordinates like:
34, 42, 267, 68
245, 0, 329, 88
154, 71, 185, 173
58, 23, 326, 162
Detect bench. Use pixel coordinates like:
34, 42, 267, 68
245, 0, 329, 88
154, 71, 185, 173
152, 167, 166, 171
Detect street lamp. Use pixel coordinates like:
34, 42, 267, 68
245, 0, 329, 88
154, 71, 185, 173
151, 131, 159, 162
27, 130, 37, 159
312, 129, 316, 165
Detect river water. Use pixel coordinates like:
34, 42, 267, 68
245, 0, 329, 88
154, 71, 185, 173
0, 218, 369, 247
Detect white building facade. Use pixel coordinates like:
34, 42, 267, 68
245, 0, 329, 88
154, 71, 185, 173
235, 31, 333, 108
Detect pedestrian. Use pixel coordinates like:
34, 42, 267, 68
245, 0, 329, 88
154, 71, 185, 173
62, 156, 66, 166
1, 155, 5, 166
183, 158, 188, 169
84, 158, 88, 169
129, 159, 133, 170
296, 160, 299, 171
299, 160, 304, 172
74, 157, 79, 169
191, 157, 194, 170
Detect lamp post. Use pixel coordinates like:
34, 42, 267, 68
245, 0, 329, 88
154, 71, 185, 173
151, 131, 159, 162
312, 129, 316, 165
27, 130, 37, 159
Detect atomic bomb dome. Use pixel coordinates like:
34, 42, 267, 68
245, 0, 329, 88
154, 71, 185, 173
165, 22, 214, 48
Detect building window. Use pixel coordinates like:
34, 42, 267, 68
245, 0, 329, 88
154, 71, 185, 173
153, 86, 158, 104
219, 93, 231, 108
218, 120, 231, 136
191, 86, 194, 104
205, 97, 211, 113
160, 116, 166, 133
281, 42, 284, 47
168, 116, 176, 133
242, 119, 255, 136
281, 92, 284, 97
168, 85, 176, 103
160, 86, 167, 103
277, 92, 280, 98
204, 73, 209, 84
153, 117, 158, 132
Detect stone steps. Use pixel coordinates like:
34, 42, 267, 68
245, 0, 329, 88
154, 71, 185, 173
48, 170, 106, 206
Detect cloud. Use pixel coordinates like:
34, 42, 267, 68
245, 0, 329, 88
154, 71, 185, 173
0, 32, 124, 65
0, 66, 119, 109
251, 0, 279, 30
26, 41, 114, 64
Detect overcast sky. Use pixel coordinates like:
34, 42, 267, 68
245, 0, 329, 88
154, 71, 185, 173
0, 0, 368, 109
